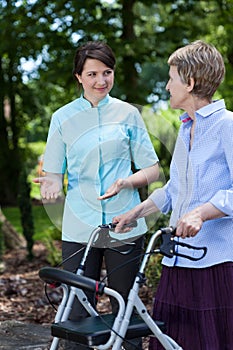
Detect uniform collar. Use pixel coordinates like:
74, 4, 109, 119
79, 94, 111, 108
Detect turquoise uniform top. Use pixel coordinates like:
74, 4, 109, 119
43, 94, 158, 243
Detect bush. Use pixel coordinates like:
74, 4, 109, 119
145, 212, 170, 288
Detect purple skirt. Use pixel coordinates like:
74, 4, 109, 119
149, 262, 233, 350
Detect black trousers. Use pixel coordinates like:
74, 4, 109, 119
62, 235, 144, 349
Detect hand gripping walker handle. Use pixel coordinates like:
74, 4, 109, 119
91, 221, 138, 252
99, 221, 138, 230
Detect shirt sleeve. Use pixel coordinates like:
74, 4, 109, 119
149, 181, 172, 214
209, 115, 233, 216
128, 108, 159, 169
42, 114, 67, 174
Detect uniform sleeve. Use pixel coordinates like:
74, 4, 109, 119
43, 114, 67, 174
129, 108, 159, 169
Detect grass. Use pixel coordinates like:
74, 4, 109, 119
2, 203, 63, 265
2, 205, 61, 241
2, 141, 64, 243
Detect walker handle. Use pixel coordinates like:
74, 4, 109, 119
90, 221, 137, 253
100, 221, 138, 230
159, 228, 207, 261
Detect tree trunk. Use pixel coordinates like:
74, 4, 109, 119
121, 0, 141, 104
0, 207, 26, 249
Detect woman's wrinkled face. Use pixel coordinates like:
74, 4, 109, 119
75, 58, 114, 107
166, 65, 192, 111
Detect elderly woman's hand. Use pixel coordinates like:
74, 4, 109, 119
176, 202, 226, 238
112, 209, 138, 233
176, 209, 204, 238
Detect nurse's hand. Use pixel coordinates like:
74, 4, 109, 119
33, 173, 63, 200
98, 178, 130, 200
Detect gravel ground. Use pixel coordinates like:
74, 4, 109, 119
0, 242, 153, 349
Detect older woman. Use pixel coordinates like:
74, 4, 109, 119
113, 40, 233, 350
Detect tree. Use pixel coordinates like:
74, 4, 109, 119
0, 206, 26, 250
1, 0, 233, 206
0, 0, 50, 204
18, 166, 35, 260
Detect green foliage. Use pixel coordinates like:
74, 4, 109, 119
27, 141, 46, 156
35, 223, 62, 266
145, 253, 163, 288
145, 212, 170, 288
26, 141, 46, 199
34, 205, 62, 266
42, 235, 62, 267
143, 105, 180, 179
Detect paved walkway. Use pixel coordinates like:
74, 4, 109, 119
0, 321, 52, 350
0, 320, 149, 349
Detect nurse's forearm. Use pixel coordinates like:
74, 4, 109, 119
124, 163, 159, 188
97, 163, 159, 200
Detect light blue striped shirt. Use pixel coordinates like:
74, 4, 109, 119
43, 94, 158, 243
150, 99, 233, 267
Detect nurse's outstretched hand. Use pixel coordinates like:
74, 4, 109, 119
33, 174, 63, 200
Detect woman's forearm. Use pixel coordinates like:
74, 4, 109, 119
113, 198, 159, 232
123, 163, 159, 189
98, 163, 159, 200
